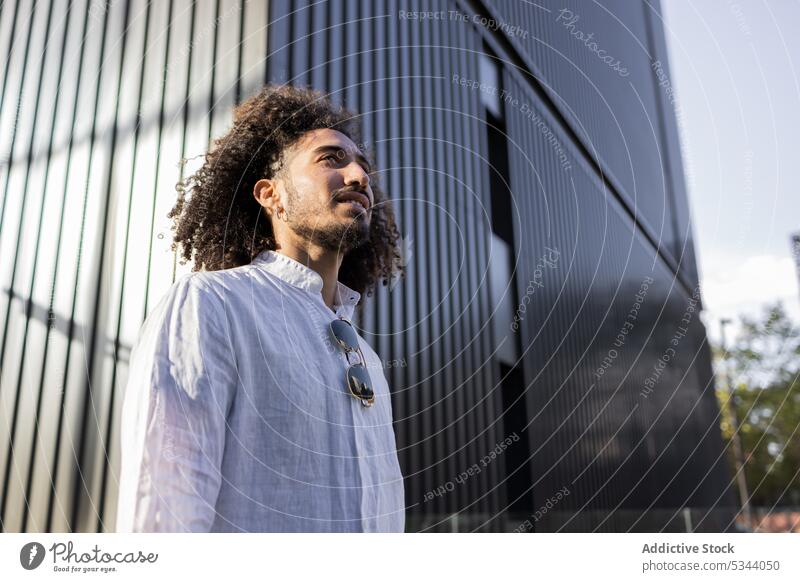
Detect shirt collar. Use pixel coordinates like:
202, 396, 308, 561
251, 250, 361, 311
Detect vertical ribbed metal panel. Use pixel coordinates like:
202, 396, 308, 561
0, 0, 731, 533
643, 0, 700, 289
480, 0, 684, 282
0, 0, 271, 532
500, 63, 734, 531
0, 0, 59, 534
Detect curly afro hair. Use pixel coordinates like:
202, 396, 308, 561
168, 84, 403, 300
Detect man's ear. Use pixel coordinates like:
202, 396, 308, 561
253, 178, 280, 216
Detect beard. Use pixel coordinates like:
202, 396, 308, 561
284, 177, 370, 254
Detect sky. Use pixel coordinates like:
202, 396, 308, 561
660, 0, 800, 344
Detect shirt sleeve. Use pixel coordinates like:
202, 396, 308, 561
115, 274, 238, 532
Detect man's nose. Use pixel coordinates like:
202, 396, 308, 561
344, 163, 370, 192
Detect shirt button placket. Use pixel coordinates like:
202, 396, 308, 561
347, 372, 372, 531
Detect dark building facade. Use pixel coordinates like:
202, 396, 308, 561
0, 0, 737, 532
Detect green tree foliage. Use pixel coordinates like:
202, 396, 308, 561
714, 303, 800, 507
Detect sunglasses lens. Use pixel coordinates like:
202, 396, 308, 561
330, 318, 360, 351
347, 363, 374, 401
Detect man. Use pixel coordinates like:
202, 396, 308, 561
115, 85, 406, 532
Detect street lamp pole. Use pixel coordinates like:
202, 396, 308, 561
720, 318, 753, 529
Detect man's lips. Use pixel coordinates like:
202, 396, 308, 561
335, 191, 371, 211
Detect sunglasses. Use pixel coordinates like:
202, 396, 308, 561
329, 317, 375, 407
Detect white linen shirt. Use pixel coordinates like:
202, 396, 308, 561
115, 250, 406, 532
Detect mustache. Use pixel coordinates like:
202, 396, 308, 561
333, 186, 368, 196
331, 187, 373, 208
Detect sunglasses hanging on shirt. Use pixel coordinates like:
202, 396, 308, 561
329, 317, 375, 407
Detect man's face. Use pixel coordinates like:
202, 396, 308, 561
276, 128, 374, 253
